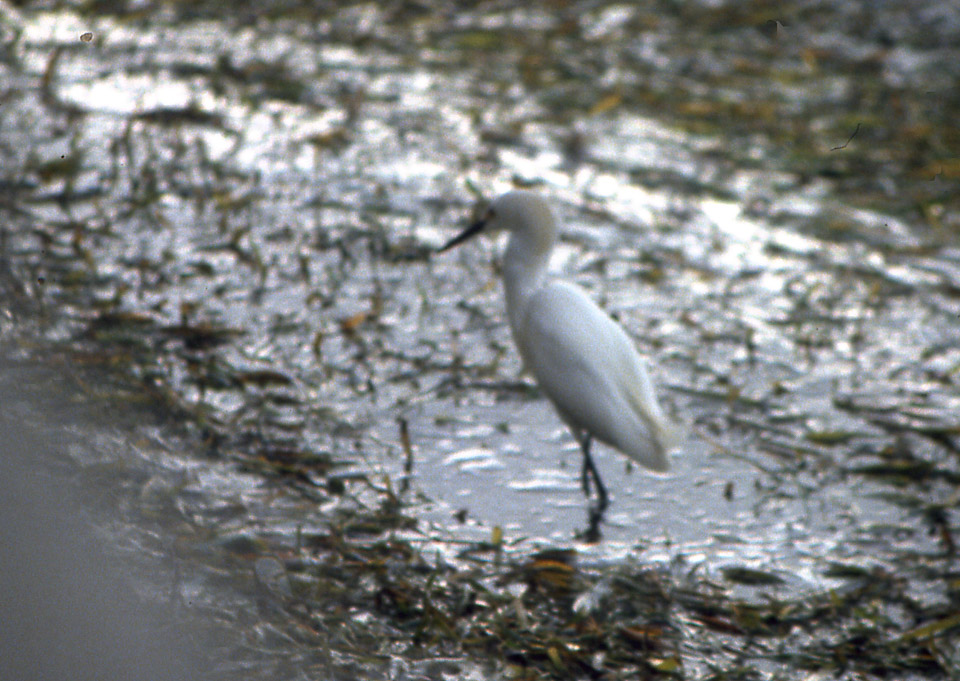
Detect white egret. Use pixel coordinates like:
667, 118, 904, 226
438, 191, 681, 519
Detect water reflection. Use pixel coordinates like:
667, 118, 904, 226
7, 0, 953, 569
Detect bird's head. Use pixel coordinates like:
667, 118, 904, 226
438, 191, 558, 254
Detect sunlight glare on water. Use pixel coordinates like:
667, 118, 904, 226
5, 1, 959, 674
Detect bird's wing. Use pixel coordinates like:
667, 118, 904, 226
517, 281, 677, 470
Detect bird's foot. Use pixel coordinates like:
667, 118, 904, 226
581, 504, 605, 543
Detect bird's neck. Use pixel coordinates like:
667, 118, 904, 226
502, 239, 550, 329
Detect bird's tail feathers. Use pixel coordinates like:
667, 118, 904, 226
650, 413, 683, 456
623, 370, 683, 472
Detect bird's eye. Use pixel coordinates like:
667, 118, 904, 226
486, 209, 496, 220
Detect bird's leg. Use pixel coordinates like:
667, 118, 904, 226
579, 434, 608, 512
577, 434, 607, 543
579, 434, 591, 496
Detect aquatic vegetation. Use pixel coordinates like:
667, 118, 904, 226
1, 0, 957, 677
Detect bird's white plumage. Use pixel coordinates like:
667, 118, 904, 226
514, 280, 677, 471
442, 190, 680, 485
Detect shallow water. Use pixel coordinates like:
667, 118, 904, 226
2, 1, 958, 677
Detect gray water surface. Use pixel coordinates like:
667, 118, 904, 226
2, 1, 958, 677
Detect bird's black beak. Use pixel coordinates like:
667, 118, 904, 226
437, 217, 487, 253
